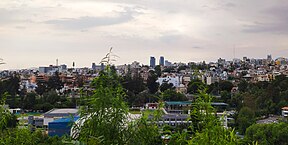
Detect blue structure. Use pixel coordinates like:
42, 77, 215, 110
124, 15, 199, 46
48, 117, 79, 137
150, 56, 156, 68
159, 56, 164, 66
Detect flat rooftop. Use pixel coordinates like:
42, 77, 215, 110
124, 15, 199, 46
44, 108, 79, 117
48, 109, 78, 114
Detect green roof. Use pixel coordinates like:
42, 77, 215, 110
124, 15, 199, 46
165, 101, 192, 105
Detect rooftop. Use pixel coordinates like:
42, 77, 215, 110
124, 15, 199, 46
165, 101, 228, 106
52, 116, 80, 123
45, 108, 79, 114
282, 107, 288, 110
165, 101, 192, 106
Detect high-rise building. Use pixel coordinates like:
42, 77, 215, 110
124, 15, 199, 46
165, 60, 172, 66
92, 63, 96, 70
159, 56, 164, 66
267, 55, 272, 61
150, 56, 156, 68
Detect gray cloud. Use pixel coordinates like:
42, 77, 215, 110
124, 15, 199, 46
242, 4, 288, 34
242, 22, 288, 34
45, 8, 138, 29
15, 26, 26, 29
225, 3, 236, 8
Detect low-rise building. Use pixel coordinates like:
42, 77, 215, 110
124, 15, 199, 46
43, 108, 79, 126
282, 107, 288, 117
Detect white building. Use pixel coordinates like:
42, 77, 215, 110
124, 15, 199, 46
206, 76, 217, 85
282, 107, 288, 117
157, 76, 180, 87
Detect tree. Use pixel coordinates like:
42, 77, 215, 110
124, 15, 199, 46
177, 66, 187, 73
47, 71, 63, 91
162, 90, 187, 101
167, 89, 238, 144
0, 93, 14, 131
244, 122, 288, 145
159, 82, 174, 92
219, 80, 233, 92
0, 74, 20, 108
35, 81, 49, 96
238, 80, 248, 92
147, 71, 159, 94
75, 65, 132, 144
43, 90, 61, 105
187, 80, 205, 94
236, 107, 255, 134
22, 92, 37, 110
122, 75, 146, 95
220, 90, 231, 103
154, 65, 162, 77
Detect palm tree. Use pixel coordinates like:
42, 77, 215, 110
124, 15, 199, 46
100, 47, 119, 65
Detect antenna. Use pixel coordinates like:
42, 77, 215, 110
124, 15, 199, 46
233, 45, 235, 59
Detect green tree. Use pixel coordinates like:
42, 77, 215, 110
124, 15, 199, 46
159, 82, 174, 92
0, 93, 13, 131
147, 71, 159, 94
35, 81, 49, 96
236, 107, 255, 134
162, 90, 187, 101
22, 92, 37, 110
219, 80, 234, 92
76, 66, 131, 144
168, 88, 238, 145
238, 80, 248, 92
121, 74, 146, 97
187, 80, 205, 94
154, 65, 162, 77
47, 71, 63, 91
244, 122, 288, 145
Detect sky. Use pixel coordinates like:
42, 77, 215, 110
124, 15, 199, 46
1, 0, 288, 69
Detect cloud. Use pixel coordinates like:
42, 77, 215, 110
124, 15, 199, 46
44, 7, 138, 29
242, 22, 288, 34
225, 3, 236, 8
15, 26, 26, 29
242, 4, 288, 34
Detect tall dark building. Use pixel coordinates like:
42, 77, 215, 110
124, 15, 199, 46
101, 63, 105, 70
150, 56, 156, 68
92, 63, 96, 70
159, 56, 164, 66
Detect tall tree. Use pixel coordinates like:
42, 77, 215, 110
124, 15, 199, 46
187, 80, 205, 94
47, 71, 63, 91
147, 71, 159, 94
159, 82, 174, 92
162, 90, 187, 101
76, 66, 131, 144
236, 107, 255, 134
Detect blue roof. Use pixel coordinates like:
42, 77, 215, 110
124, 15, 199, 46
52, 116, 80, 123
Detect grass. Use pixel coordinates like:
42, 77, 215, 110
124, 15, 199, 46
16, 112, 42, 117
129, 110, 141, 114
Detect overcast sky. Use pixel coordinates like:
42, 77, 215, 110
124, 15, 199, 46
1, 0, 288, 69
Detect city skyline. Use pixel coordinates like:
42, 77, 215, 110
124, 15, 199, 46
1, 0, 288, 69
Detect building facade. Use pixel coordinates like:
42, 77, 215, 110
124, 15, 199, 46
150, 57, 156, 68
